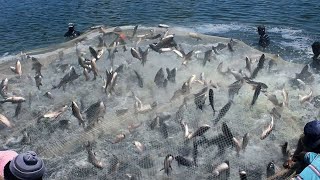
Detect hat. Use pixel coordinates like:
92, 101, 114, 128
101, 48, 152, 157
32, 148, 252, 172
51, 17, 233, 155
68, 23, 75, 27
303, 120, 320, 149
9, 151, 45, 180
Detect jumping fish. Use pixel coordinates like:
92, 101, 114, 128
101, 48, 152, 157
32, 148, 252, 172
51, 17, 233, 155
0, 96, 26, 104
245, 57, 252, 74
130, 47, 149, 66
133, 70, 143, 88
214, 101, 232, 125
71, 101, 85, 127
42, 105, 68, 119
187, 124, 210, 140
266, 161, 276, 178
160, 154, 174, 176
10, 60, 22, 76
154, 68, 167, 88
260, 116, 274, 140
251, 54, 265, 79
212, 161, 230, 176
299, 90, 313, 104
89, 46, 98, 60
31, 57, 43, 76
166, 67, 177, 83
242, 133, 249, 151
52, 66, 80, 89
34, 73, 43, 90
209, 89, 216, 116
85, 101, 106, 127
85, 141, 104, 169
43, 92, 54, 99
282, 88, 289, 107
0, 78, 8, 98
175, 155, 193, 167
112, 134, 126, 144
250, 83, 262, 106
14, 103, 22, 118
0, 113, 12, 128
133, 141, 146, 153
188, 32, 202, 41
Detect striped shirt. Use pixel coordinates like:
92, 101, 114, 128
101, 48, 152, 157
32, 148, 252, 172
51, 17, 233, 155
295, 152, 320, 180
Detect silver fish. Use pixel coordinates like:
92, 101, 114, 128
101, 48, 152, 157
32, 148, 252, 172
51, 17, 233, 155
160, 154, 174, 176
85, 141, 104, 169
212, 161, 230, 176
31, 57, 42, 76
299, 90, 313, 104
260, 115, 274, 140
214, 101, 232, 125
187, 124, 210, 140
34, 73, 43, 90
53, 66, 80, 89
133, 70, 143, 88
0, 78, 8, 98
71, 101, 85, 127
0, 96, 26, 104
154, 68, 167, 88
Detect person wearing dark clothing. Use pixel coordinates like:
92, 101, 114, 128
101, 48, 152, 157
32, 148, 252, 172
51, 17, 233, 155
64, 23, 80, 38
310, 41, 320, 72
257, 25, 270, 48
284, 120, 320, 174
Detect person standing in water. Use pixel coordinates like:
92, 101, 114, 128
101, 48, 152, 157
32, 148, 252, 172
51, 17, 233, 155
64, 23, 81, 38
257, 25, 270, 48
310, 41, 320, 72
0, 150, 46, 180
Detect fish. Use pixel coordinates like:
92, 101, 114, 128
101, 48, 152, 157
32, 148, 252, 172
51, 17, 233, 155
232, 137, 241, 154
228, 42, 234, 52
192, 139, 198, 166
31, 57, 43, 76
128, 122, 142, 133
133, 141, 146, 153
0, 96, 26, 104
250, 54, 265, 79
203, 50, 213, 66
112, 134, 126, 144
299, 90, 313, 104
282, 88, 289, 107
71, 101, 85, 127
89, 46, 98, 60
188, 32, 202, 41
245, 57, 252, 74
209, 89, 216, 115
228, 80, 244, 100
52, 66, 80, 89
10, 60, 22, 76
250, 83, 262, 106
213, 101, 232, 125
83, 68, 90, 81
133, 70, 143, 88
85, 141, 104, 169
160, 154, 174, 176
187, 124, 210, 140
266, 161, 276, 178
34, 73, 43, 90
166, 67, 177, 83
104, 68, 118, 94
149, 35, 175, 52
131, 25, 138, 39
154, 68, 167, 88
265, 93, 280, 106
78, 55, 91, 69
229, 68, 244, 81
281, 142, 290, 158
42, 105, 68, 119
90, 59, 98, 80
85, 101, 105, 127
175, 155, 193, 167
222, 122, 234, 140
14, 103, 22, 118
243, 78, 268, 89
239, 169, 247, 180
0, 113, 12, 128
242, 133, 249, 151
181, 121, 190, 138
212, 161, 230, 176
217, 62, 229, 76
194, 93, 206, 110
194, 87, 208, 97
130, 47, 149, 66
295, 64, 314, 83
0, 78, 9, 98
43, 92, 54, 99
260, 115, 274, 140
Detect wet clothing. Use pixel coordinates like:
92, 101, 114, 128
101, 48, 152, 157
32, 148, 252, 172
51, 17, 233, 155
294, 152, 320, 180
259, 34, 270, 48
64, 27, 80, 38
0, 150, 18, 177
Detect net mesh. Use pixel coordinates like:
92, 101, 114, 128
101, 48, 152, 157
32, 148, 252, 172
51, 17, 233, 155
0, 25, 319, 180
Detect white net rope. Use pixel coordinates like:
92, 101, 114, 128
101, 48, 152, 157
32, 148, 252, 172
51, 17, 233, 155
0, 26, 319, 180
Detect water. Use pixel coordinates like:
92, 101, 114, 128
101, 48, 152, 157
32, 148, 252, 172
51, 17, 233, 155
0, 0, 319, 62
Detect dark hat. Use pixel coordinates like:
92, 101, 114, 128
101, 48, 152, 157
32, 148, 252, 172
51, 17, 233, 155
9, 151, 45, 180
303, 120, 320, 149
68, 23, 75, 27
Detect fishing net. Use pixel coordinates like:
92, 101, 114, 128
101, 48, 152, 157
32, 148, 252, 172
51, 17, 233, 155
0, 25, 319, 180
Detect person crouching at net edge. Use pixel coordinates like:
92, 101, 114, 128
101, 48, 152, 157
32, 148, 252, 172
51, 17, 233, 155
0, 150, 45, 180
310, 41, 320, 72
284, 120, 320, 178
257, 25, 270, 48
64, 23, 81, 38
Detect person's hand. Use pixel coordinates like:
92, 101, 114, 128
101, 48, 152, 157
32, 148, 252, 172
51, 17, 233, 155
283, 157, 296, 169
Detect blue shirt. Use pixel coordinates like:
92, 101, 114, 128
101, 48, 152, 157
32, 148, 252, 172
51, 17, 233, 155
295, 152, 320, 180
